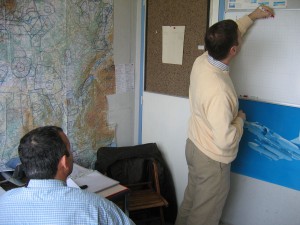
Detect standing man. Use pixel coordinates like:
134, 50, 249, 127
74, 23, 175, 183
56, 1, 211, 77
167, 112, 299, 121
175, 6, 274, 225
0, 126, 135, 225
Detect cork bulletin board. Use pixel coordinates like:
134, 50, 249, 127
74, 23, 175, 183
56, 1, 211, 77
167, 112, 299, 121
145, 0, 210, 97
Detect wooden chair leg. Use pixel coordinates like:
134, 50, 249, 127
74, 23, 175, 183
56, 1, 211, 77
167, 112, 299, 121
159, 207, 165, 225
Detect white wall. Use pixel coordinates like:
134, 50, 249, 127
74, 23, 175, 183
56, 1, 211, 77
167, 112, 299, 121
222, 173, 300, 225
107, 0, 137, 146
142, 92, 189, 203
142, 94, 300, 225
140, 1, 300, 224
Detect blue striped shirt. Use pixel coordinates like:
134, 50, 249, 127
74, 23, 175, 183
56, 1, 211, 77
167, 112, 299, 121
0, 179, 135, 225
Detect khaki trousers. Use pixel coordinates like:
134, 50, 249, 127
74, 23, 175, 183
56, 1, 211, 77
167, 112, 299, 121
175, 139, 231, 225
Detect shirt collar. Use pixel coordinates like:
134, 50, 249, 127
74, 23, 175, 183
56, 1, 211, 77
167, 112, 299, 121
27, 179, 67, 188
208, 54, 229, 71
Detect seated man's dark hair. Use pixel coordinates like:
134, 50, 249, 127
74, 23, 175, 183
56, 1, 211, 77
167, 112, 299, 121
205, 19, 239, 61
18, 126, 69, 179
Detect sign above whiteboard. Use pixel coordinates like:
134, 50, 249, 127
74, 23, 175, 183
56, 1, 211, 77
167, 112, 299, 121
227, 0, 287, 10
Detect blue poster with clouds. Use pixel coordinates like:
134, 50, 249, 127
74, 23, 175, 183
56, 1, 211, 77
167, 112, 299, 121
232, 99, 300, 190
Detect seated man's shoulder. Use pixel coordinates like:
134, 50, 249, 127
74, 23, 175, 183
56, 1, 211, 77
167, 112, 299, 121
0, 187, 24, 201
67, 187, 112, 206
67, 186, 102, 198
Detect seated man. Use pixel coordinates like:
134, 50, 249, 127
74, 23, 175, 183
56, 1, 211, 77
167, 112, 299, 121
0, 126, 135, 225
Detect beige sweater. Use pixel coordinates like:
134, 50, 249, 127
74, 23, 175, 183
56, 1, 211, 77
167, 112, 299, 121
188, 15, 253, 164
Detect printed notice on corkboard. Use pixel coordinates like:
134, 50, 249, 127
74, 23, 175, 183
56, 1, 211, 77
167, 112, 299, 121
162, 26, 185, 65
145, 0, 209, 97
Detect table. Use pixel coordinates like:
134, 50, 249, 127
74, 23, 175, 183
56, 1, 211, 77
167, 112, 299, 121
97, 184, 130, 215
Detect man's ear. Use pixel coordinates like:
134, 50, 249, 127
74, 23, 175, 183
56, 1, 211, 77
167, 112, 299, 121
58, 155, 70, 173
60, 155, 68, 168
55, 155, 71, 181
230, 45, 238, 56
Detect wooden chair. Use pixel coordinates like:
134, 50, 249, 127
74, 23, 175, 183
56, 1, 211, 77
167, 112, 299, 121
106, 158, 168, 225
127, 160, 168, 225
95, 143, 177, 224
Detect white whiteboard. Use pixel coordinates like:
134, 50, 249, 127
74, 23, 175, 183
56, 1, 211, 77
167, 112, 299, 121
225, 10, 300, 107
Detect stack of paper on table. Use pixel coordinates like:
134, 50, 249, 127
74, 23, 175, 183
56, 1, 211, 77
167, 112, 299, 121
67, 163, 119, 193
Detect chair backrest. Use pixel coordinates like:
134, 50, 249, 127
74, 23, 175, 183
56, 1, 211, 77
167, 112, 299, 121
106, 158, 156, 188
152, 160, 161, 194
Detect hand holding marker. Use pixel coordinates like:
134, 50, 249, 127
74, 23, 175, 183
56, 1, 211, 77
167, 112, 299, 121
258, 5, 274, 18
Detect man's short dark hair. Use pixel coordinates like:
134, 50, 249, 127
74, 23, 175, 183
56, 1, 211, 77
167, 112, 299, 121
18, 126, 69, 179
205, 19, 239, 60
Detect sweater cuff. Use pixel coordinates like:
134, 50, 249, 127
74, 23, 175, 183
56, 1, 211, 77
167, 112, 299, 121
236, 15, 254, 37
237, 116, 245, 125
